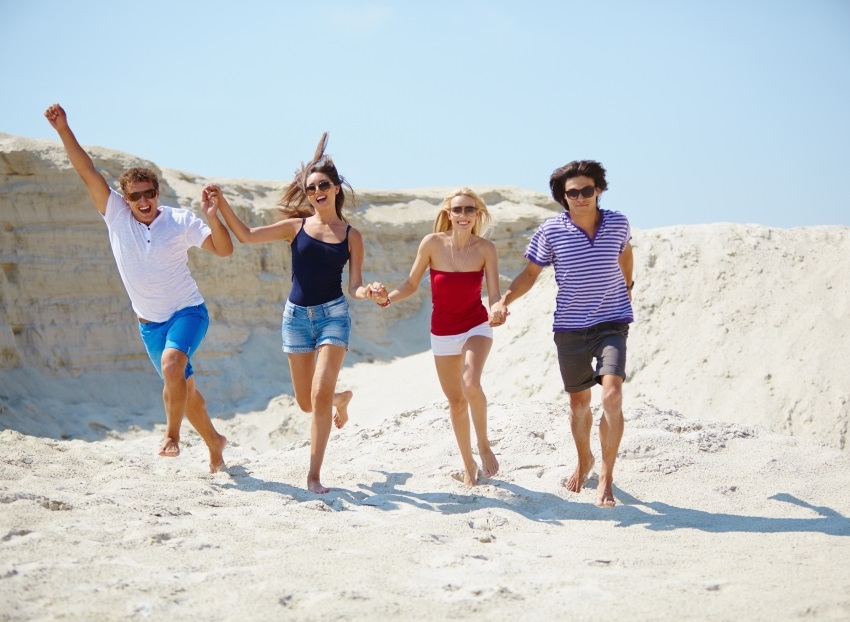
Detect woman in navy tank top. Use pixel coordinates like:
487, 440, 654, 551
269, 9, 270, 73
215, 133, 380, 494
370, 189, 507, 486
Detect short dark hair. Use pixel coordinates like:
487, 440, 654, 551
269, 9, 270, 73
549, 160, 608, 211
118, 167, 160, 195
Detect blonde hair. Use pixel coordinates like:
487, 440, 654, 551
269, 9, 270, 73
432, 187, 492, 236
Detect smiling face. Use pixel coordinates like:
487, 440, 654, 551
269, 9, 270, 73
305, 172, 340, 212
123, 181, 160, 225
448, 194, 478, 231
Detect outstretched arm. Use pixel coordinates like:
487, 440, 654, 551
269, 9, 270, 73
376, 235, 434, 306
619, 242, 634, 301
44, 103, 110, 215
213, 187, 297, 244
199, 185, 234, 257
491, 259, 544, 317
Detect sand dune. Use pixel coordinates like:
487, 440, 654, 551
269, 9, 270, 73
1, 134, 849, 619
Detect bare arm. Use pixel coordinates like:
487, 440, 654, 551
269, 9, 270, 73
380, 235, 435, 305
44, 104, 110, 215
213, 188, 298, 244
482, 240, 506, 326
199, 185, 234, 257
346, 228, 373, 300
619, 242, 634, 301
491, 260, 544, 317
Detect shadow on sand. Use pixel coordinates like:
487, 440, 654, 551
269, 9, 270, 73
213, 467, 850, 537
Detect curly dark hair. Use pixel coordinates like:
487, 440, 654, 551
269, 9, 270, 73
549, 160, 608, 211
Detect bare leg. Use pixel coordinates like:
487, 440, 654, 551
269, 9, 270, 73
596, 375, 624, 507
288, 352, 352, 429
303, 345, 348, 494
159, 348, 188, 457
461, 336, 498, 478
434, 354, 480, 486
159, 349, 226, 472
184, 376, 228, 473
564, 388, 595, 493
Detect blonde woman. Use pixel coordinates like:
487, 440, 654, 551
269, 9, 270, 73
372, 189, 506, 485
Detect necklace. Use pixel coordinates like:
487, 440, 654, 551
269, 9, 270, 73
451, 235, 472, 272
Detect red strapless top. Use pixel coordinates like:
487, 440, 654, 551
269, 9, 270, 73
430, 269, 488, 336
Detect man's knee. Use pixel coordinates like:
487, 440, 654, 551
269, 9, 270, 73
600, 376, 624, 412
161, 354, 187, 384
568, 390, 591, 412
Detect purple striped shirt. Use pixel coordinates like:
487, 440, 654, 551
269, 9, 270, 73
525, 209, 633, 331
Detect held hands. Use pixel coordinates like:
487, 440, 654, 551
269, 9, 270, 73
489, 301, 510, 327
44, 103, 69, 132
201, 184, 225, 219
366, 282, 389, 305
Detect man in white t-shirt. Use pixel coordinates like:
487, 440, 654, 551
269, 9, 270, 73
44, 103, 233, 473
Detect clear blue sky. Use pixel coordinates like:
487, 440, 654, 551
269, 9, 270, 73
2, 0, 848, 229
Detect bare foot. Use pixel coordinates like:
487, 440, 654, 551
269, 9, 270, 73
479, 446, 499, 478
333, 390, 353, 429
159, 437, 180, 457
208, 434, 228, 474
564, 454, 595, 493
596, 476, 616, 508
307, 478, 329, 494
451, 463, 480, 486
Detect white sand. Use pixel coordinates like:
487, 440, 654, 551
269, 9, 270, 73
1, 134, 849, 620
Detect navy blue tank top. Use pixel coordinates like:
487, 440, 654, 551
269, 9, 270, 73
289, 219, 351, 306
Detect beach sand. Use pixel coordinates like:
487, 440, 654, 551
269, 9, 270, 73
1, 134, 849, 620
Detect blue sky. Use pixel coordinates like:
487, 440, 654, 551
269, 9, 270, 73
2, 0, 848, 229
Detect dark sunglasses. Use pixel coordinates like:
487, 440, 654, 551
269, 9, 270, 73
450, 205, 477, 216
306, 181, 333, 196
126, 188, 157, 201
565, 185, 596, 200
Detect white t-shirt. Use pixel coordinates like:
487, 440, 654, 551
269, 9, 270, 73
103, 188, 211, 322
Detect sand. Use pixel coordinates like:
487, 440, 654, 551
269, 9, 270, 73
1, 133, 849, 620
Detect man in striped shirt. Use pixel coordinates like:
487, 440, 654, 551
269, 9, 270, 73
493, 160, 633, 507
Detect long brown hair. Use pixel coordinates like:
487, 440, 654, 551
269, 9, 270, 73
277, 132, 356, 222
432, 187, 492, 236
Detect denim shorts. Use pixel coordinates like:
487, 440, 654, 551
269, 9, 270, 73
553, 321, 629, 393
138, 303, 209, 380
282, 295, 351, 354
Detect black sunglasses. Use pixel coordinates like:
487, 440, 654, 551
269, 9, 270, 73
450, 205, 477, 216
565, 185, 596, 200
306, 181, 333, 196
126, 188, 157, 201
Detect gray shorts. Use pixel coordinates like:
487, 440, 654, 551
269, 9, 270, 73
554, 321, 629, 393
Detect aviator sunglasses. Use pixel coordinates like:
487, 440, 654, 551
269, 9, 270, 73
126, 188, 157, 201
305, 180, 334, 196
565, 185, 596, 200
449, 205, 477, 216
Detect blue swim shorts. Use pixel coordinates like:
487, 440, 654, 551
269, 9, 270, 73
138, 303, 209, 380
281, 295, 351, 354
